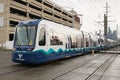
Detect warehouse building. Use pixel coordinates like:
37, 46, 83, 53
0, 0, 80, 49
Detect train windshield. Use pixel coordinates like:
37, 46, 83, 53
14, 26, 37, 46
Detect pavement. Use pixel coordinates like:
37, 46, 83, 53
0, 46, 120, 80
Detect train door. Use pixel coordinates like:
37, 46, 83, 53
76, 34, 81, 48
81, 31, 85, 48
66, 35, 72, 49
37, 26, 48, 51
83, 32, 89, 48
76, 32, 83, 48
39, 27, 46, 46
88, 33, 91, 47
85, 33, 90, 47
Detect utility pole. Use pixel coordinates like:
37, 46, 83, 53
104, 14, 107, 46
104, 2, 109, 47
116, 24, 118, 41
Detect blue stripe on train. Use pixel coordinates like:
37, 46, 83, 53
12, 47, 96, 64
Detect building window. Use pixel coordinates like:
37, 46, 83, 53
29, 13, 41, 19
0, 3, 4, 13
43, 2, 53, 8
54, 7, 61, 12
10, 7, 27, 17
43, 10, 52, 15
29, 4, 42, 11
54, 14, 61, 19
10, 21, 18, 27
13, 0, 27, 5
9, 34, 14, 41
35, 0, 42, 3
0, 17, 3, 26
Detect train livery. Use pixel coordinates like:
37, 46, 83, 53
12, 19, 113, 64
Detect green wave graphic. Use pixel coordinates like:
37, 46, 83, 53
34, 48, 64, 55
34, 48, 86, 55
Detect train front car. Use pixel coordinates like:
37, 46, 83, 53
12, 20, 40, 64
12, 19, 104, 64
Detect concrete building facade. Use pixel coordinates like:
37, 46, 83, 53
0, 0, 80, 49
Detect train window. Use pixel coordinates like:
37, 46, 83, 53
39, 28, 46, 46
71, 36, 77, 48
50, 33, 63, 45
81, 38, 84, 48
98, 38, 103, 45
81, 32, 84, 48
76, 36, 81, 48
84, 33, 90, 47
86, 38, 89, 47
94, 41, 97, 46
15, 26, 37, 46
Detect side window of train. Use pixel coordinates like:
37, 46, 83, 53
76, 36, 81, 48
81, 32, 84, 48
39, 28, 46, 46
50, 33, 63, 45
94, 41, 97, 46
86, 37, 90, 47
71, 35, 77, 48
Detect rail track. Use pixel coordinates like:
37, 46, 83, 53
0, 52, 118, 80
52, 54, 118, 80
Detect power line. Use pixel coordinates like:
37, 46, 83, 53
89, 0, 103, 17
55, 0, 104, 24
65, 0, 105, 30
101, 0, 106, 5
67, 0, 98, 22
79, 0, 97, 16
54, 0, 113, 31
54, 0, 98, 27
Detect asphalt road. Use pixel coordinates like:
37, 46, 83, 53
0, 46, 120, 80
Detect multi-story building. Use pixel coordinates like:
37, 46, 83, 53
0, 0, 80, 49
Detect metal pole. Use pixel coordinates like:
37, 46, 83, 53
104, 14, 107, 47
104, 2, 108, 47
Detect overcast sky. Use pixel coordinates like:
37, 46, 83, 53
51, 0, 120, 37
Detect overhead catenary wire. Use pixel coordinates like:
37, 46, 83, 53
51, 0, 99, 25
52, 0, 118, 34
67, 0, 98, 22
59, 0, 105, 30
89, 0, 102, 16
54, 0, 116, 23
58, 0, 93, 17
54, 0, 105, 23
79, 0, 98, 16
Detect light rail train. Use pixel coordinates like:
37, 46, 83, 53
12, 19, 116, 64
